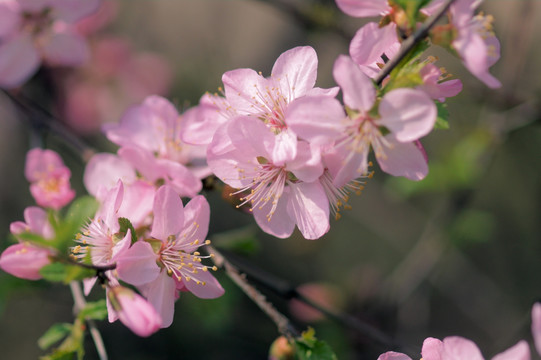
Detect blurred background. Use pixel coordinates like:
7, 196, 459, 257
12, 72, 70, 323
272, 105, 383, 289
0, 0, 540, 359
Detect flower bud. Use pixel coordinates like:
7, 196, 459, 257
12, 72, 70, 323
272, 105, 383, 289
108, 286, 162, 337
0, 243, 53, 280
269, 336, 295, 360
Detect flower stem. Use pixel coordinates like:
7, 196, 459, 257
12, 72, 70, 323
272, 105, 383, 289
374, 0, 457, 86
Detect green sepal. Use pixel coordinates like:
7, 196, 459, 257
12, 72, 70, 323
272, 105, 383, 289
294, 328, 338, 360
118, 217, 137, 245
382, 40, 430, 94
78, 299, 108, 321
38, 323, 72, 350
39, 263, 95, 284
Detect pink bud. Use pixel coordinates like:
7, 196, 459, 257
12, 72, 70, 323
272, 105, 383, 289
109, 286, 162, 337
0, 243, 53, 280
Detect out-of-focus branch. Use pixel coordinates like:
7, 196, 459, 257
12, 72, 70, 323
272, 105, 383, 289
2, 89, 95, 162
374, 0, 456, 86
69, 281, 108, 360
213, 248, 401, 351
209, 246, 300, 339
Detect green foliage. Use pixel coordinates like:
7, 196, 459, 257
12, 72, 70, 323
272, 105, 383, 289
391, 0, 432, 28
38, 323, 72, 350
294, 328, 338, 360
435, 101, 450, 130
118, 217, 137, 245
382, 41, 429, 94
54, 196, 98, 250
39, 318, 85, 360
78, 300, 108, 321
39, 263, 95, 284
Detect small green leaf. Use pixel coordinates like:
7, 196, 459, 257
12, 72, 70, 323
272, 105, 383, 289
39, 263, 95, 284
78, 300, 108, 321
435, 101, 450, 130
294, 328, 338, 360
118, 217, 137, 245
13, 232, 50, 247
53, 196, 98, 249
38, 323, 72, 350
40, 318, 85, 360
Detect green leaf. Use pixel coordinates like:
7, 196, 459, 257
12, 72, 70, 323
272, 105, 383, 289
53, 196, 98, 249
435, 101, 450, 130
13, 232, 50, 247
382, 41, 430, 94
39, 263, 95, 284
38, 323, 72, 350
294, 328, 338, 360
118, 217, 137, 245
391, 0, 432, 27
78, 300, 108, 321
40, 318, 85, 360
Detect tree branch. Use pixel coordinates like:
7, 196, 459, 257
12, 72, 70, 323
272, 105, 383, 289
374, 0, 457, 86
208, 246, 300, 339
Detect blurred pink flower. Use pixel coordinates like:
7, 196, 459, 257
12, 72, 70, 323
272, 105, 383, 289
0, 243, 54, 280
108, 286, 162, 337
25, 148, 75, 210
532, 303, 541, 355
60, 36, 172, 134
418, 63, 463, 102
450, 0, 501, 88
0, 0, 100, 88
116, 185, 224, 328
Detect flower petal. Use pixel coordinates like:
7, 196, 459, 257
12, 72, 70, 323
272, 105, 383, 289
151, 185, 184, 240
0, 34, 40, 88
271, 46, 318, 99
491, 340, 530, 360
42, 24, 89, 66
286, 182, 329, 240
421, 337, 444, 360
350, 22, 398, 69
377, 136, 428, 180
442, 336, 484, 360
252, 189, 295, 239
336, 0, 390, 17
378, 88, 437, 142
116, 241, 160, 286
183, 270, 224, 299
83, 153, 136, 198
532, 303, 541, 356
140, 272, 176, 328
333, 54, 376, 112
377, 352, 412, 360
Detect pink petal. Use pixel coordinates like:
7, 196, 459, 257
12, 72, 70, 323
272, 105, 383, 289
140, 272, 177, 328
421, 337, 444, 360
183, 269, 224, 299
252, 190, 295, 239
0, 34, 40, 88
442, 336, 485, 360
331, 146, 370, 188
95, 180, 124, 232
42, 24, 89, 66
532, 303, 541, 355
335, 0, 390, 17
491, 340, 530, 360
287, 141, 324, 183
116, 241, 160, 286
306, 86, 340, 98
151, 185, 184, 240
142, 95, 179, 128
112, 287, 162, 337
157, 159, 202, 198
111, 229, 132, 262
105, 102, 160, 151
350, 22, 398, 69
0, 1, 20, 38
377, 136, 428, 180
23, 206, 54, 239
117, 181, 155, 228
333, 54, 375, 112
377, 352, 412, 360
222, 68, 268, 114
117, 146, 162, 183
285, 96, 345, 145
272, 129, 297, 166
83, 153, 136, 198
180, 101, 229, 146
271, 46, 318, 99
0, 243, 53, 280
378, 88, 437, 142
179, 196, 210, 252
286, 182, 329, 240
24, 147, 69, 180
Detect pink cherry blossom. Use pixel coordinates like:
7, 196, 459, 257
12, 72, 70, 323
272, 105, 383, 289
10, 206, 54, 240
116, 185, 224, 327
108, 285, 162, 337
450, 0, 501, 88
0, 243, 54, 280
0, 0, 100, 88
180, 46, 338, 146
25, 148, 75, 210
532, 303, 541, 355
418, 63, 463, 102
420, 336, 530, 360
288, 55, 436, 185
208, 116, 329, 240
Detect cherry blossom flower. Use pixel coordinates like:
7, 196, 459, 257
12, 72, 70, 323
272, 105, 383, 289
0, 0, 100, 88
116, 185, 224, 327
104, 95, 206, 197
207, 116, 329, 240
0, 206, 55, 280
450, 0, 501, 88
108, 285, 162, 337
181, 46, 338, 146
288, 55, 436, 185
25, 148, 75, 210
418, 62, 463, 102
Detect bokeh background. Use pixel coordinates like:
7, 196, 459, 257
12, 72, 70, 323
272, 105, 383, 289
0, 0, 540, 359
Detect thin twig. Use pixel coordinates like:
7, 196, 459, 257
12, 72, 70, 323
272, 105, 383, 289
69, 281, 108, 360
215, 248, 400, 350
374, 0, 457, 86
208, 246, 300, 339
2, 89, 95, 162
